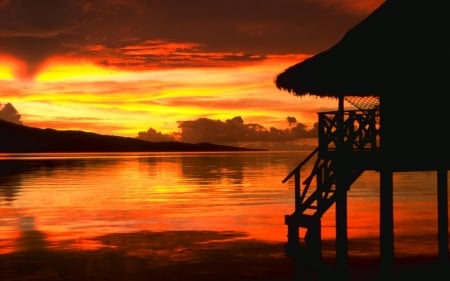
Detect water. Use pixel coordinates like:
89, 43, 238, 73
0, 151, 448, 259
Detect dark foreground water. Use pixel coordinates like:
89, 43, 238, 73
0, 151, 448, 280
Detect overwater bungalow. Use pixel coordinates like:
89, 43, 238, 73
275, 0, 449, 279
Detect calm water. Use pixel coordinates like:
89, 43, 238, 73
0, 151, 448, 258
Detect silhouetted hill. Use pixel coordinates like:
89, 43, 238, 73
0, 120, 261, 152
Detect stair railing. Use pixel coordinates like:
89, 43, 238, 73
282, 147, 319, 211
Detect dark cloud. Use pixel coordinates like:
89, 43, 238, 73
137, 128, 175, 142
0, 0, 81, 36
175, 116, 316, 144
137, 116, 317, 144
0, 102, 22, 124
286, 116, 297, 126
0, 0, 84, 77
0, 0, 380, 78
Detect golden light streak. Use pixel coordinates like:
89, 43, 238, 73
4, 54, 341, 138
0, 65, 14, 80
35, 58, 122, 82
0, 55, 27, 81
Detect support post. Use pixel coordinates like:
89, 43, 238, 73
295, 169, 301, 212
437, 168, 449, 263
335, 96, 348, 279
380, 168, 394, 278
335, 186, 348, 278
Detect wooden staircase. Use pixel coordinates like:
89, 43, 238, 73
283, 148, 364, 263
282, 108, 380, 264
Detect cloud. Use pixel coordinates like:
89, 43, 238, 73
307, 0, 383, 14
5, 99, 317, 146
0, 102, 23, 124
287, 116, 297, 126
0, 0, 10, 7
174, 116, 316, 144
0, 0, 382, 79
137, 116, 317, 144
0, 0, 84, 78
137, 128, 175, 142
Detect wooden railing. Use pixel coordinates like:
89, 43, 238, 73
318, 109, 380, 153
282, 147, 318, 212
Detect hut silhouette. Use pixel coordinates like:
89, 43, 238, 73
275, 0, 449, 279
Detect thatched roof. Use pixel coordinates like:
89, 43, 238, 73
275, 0, 447, 99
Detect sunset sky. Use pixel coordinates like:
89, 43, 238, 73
0, 0, 383, 143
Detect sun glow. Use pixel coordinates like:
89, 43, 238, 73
35, 59, 122, 82
2, 54, 338, 139
0, 56, 27, 81
0, 65, 14, 80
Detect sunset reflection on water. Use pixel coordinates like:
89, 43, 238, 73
0, 152, 448, 259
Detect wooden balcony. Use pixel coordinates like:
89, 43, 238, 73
317, 109, 449, 171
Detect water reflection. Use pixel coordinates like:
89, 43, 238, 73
0, 185, 20, 205
16, 216, 48, 253
0, 151, 447, 260
180, 153, 245, 185
0, 155, 121, 204
0, 164, 23, 205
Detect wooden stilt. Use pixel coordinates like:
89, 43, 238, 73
437, 168, 449, 263
380, 168, 394, 278
335, 184, 348, 279
335, 96, 348, 279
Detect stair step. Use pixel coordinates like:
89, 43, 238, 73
285, 213, 318, 227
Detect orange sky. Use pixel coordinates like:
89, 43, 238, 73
0, 0, 383, 141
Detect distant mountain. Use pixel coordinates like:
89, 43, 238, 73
0, 119, 261, 152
